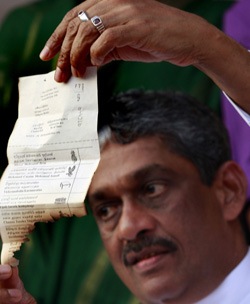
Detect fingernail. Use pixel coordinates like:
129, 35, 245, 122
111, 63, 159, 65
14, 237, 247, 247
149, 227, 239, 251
0, 264, 11, 274
8, 289, 21, 299
40, 46, 50, 60
92, 57, 103, 67
54, 67, 65, 82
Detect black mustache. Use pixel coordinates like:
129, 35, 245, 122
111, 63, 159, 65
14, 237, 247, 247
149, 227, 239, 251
122, 235, 177, 266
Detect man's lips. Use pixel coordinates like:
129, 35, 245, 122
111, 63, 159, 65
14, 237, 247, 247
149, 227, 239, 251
124, 246, 171, 267
122, 236, 177, 267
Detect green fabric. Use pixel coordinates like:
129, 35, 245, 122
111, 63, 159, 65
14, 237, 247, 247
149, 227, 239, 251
0, 0, 233, 303
16, 217, 134, 304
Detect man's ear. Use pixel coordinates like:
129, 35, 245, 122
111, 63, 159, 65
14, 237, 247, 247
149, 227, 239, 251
214, 161, 248, 221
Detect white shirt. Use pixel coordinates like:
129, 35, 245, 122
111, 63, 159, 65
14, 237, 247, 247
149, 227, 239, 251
224, 93, 250, 126
195, 248, 250, 304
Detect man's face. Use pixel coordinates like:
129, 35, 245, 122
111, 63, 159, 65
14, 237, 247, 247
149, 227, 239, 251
88, 136, 232, 303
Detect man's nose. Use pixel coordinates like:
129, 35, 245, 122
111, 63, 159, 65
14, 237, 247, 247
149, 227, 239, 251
117, 198, 156, 241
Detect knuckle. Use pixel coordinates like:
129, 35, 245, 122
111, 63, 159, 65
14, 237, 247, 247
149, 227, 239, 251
98, 29, 117, 52
67, 19, 78, 36
70, 42, 90, 67
111, 49, 121, 61
72, 48, 82, 64
49, 31, 62, 48
104, 29, 117, 42
79, 24, 98, 42
57, 49, 69, 66
70, 52, 80, 68
64, 8, 78, 23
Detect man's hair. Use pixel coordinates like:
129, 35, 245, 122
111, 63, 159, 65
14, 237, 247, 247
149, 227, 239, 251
99, 89, 231, 185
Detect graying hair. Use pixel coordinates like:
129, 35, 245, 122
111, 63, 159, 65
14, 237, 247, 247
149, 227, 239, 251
99, 89, 231, 185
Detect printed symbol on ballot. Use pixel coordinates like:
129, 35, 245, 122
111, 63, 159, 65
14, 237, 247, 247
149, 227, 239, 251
77, 93, 81, 102
74, 83, 84, 92
60, 182, 71, 189
78, 107, 83, 127
66, 165, 76, 177
71, 150, 77, 163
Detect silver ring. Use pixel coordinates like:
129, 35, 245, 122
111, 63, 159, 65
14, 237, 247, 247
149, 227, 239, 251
78, 11, 89, 22
91, 16, 105, 34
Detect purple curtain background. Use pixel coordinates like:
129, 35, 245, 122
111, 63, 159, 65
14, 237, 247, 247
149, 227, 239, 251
222, 0, 250, 200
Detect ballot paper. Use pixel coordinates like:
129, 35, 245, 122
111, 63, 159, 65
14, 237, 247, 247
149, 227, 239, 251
0, 68, 100, 265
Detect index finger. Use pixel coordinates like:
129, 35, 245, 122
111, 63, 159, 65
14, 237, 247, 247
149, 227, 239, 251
39, 1, 93, 61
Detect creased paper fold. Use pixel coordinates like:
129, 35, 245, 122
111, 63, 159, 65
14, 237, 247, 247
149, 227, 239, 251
0, 68, 100, 265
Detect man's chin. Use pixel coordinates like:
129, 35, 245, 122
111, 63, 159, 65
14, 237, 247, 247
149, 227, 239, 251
125, 263, 184, 304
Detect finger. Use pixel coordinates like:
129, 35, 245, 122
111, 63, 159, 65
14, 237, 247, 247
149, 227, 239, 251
8, 267, 20, 288
54, 16, 83, 82
0, 266, 22, 304
90, 24, 149, 66
40, 1, 94, 61
40, 8, 78, 61
89, 3, 150, 64
0, 265, 12, 280
69, 19, 102, 77
55, 1, 113, 81
71, 7, 126, 72
0, 288, 22, 303
0, 267, 20, 289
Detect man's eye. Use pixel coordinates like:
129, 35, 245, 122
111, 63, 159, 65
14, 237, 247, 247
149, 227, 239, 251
144, 183, 167, 197
95, 204, 118, 222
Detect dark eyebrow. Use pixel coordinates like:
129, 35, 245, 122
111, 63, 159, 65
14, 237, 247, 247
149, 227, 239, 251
88, 191, 109, 205
131, 164, 174, 181
88, 164, 175, 206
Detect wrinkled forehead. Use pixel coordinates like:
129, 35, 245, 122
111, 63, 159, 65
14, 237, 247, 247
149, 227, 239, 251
89, 134, 201, 194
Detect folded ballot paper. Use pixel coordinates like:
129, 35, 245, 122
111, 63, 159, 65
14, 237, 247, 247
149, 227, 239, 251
0, 68, 100, 265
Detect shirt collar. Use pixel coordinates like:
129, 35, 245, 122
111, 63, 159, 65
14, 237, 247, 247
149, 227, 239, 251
195, 248, 250, 304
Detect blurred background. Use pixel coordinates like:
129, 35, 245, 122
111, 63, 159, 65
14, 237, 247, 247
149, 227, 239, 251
0, 0, 38, 23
